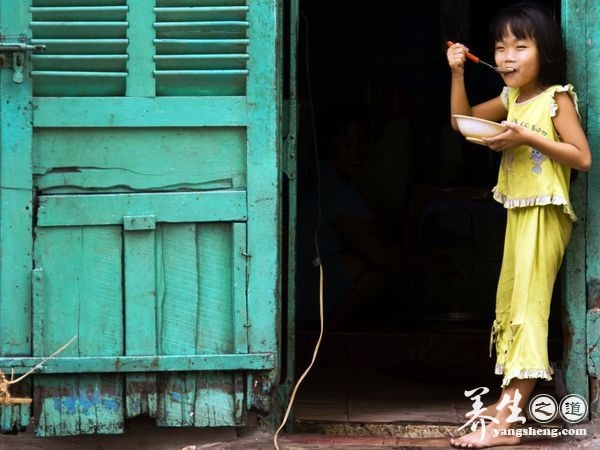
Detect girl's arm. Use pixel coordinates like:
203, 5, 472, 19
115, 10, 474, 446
447, 42, 471, 128
550, 92, 592, 171
485, 92, 592, 171
447, 42, 507, 128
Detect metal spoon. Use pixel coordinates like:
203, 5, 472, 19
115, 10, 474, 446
446, 41, 516, 73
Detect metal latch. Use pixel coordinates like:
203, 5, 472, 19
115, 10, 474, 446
0, 42, 47, 52
0, 35, 46, 84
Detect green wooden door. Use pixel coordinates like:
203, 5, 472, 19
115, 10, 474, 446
0, 0, 281, 436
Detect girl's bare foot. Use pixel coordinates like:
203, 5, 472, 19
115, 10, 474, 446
450, 422, 520, 448
454, 378, 535, 447
463, 402, 530, 423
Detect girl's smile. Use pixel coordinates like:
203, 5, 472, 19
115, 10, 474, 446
495, 34, 541, 97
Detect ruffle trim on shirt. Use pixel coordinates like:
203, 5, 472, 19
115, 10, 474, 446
495, 364, 553, 388
501, 84, 579, 119
492, 188, 577, 221
549, 84, 579, 118
501, 86, 510, 110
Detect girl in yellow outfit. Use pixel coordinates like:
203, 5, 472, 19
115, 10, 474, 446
447, 2, 591, 448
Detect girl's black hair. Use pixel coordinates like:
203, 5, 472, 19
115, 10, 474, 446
489, 1, 566, 86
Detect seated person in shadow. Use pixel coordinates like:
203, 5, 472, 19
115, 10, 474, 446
296, 102, 454, 330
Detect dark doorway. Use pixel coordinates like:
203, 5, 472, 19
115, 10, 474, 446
293, 0, 564, 427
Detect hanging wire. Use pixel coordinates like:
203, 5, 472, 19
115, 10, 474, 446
273, 10, 325, 449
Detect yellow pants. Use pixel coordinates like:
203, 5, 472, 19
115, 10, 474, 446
491, 205, 572, 387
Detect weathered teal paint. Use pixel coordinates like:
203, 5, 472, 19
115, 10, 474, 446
2, 354, 276, 374
273, 0, 299, 428
244, 0, 282, 414
0, 0, 282, 436
562, 0, 600, 417
0, 0, 35, 434
562, 0, 590, 407
576, 0, 600, 417
0, 0, 34, 357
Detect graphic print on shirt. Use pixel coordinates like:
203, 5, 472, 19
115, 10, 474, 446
530, 148, 546, 174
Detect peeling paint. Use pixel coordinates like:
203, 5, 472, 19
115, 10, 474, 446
588, 278, 600, 308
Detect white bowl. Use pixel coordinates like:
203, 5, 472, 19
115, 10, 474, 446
453, 115, 506, 144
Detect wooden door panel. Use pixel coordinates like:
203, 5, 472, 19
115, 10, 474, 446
158, 223, 242, 355
33, 226, 124, 357
32, 226, 124, 436
1, 0, 280, 435
33, 128, 247, 193
31, 217, 250, 432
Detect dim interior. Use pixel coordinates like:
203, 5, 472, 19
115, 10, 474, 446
292, 0, 564, 402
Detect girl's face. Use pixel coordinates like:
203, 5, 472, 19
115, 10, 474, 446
495, 31, 542, 97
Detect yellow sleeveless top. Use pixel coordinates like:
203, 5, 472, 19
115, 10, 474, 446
492, 84, 578, 221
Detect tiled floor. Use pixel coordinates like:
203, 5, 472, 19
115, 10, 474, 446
292, 330, 562, 433
293, 365, 481, 425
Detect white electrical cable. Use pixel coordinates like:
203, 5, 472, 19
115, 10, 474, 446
273, 263, 324, 449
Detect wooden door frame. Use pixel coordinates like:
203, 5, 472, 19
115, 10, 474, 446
562, 0, 599, 416
277, 0, 597, 415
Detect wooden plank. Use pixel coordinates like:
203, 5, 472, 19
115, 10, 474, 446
158, 224, 201, 355
0, 363, 32, 428
156, 371, 242, 427
124, 228, 158, 418
33, 127, 246, 193
126, 0, 156, 97
33, 227, 124, 356
80, 227, 125, 356
244, 0, 281, 410
32, 269, 45, 358
34, 374, 124, 437
561, 0, 592, 405
32, 226, 125, 435
245, 0, 279, 350
190, 372, 244, 426
0, 354, 275, 374
36, 191, 247, 226
0, 9, 34, 419
277, 0, 300, 420
124, 229, 157, 354
156, 372, 197, 427
196, 224, 235, 354
154, 223, 247, 427
233, 223, 249, 354
579, 0, 600, 306
0, 402, 30, 432
587, 308, 600, 376
125, 373, 158, 419
157, 224, 203, 426
32, 97, 247, 127
33, 227, 83, 355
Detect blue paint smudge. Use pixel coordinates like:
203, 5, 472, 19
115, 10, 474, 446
52, 389, 121, 414
169, 392, 182, 402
